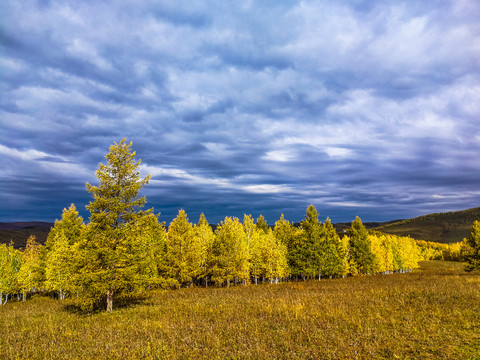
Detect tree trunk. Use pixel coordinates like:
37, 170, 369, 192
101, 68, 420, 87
106, 287, 114, 312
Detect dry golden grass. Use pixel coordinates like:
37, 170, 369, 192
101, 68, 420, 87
1, 261, 479, 359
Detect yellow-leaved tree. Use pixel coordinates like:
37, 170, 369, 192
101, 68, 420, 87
17, 236, 43, 301
0, 242, 21, 305
462, 220, 480, 271
45, 204, 84, 300
76, 139, 153, 312
211, 217, 249, 287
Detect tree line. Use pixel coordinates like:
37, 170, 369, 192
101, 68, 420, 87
1, 139, 478, 311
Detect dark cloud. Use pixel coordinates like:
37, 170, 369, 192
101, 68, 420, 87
1, 0, 479, 225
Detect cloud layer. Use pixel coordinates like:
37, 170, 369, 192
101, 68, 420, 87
1, 0, 479, 224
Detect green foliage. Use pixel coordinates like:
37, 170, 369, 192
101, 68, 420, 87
462, 220, 480, 271
194, 213, 215, 286
273, 214, 296, 248
321, 218, 348, 277
0, 242, 21, 305
46, 204, 84, 249
86, 138, 151, 228
125, 213, 166, 289
348, 217, 376, 275
80, 139, 153, 311
45, 230, 73, 300
44, 204, 85, 300
17, 236, 43, 300
297, 204, 324, 279
255, 215, 269, 233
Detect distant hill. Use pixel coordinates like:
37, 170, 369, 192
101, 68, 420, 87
332, 220, 404, 235
0, 222, 53, 249
373, 207, 480, 243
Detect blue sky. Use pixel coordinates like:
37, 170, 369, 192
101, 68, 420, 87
1, 0, 479, 225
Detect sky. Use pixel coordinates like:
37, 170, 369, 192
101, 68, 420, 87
1, 0, 479, 225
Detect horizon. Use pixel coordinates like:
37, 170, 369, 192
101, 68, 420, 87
3, 205, 477, 227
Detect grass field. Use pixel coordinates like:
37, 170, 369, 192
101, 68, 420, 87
1, 261, 479, 359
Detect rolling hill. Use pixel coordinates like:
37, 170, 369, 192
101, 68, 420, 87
0, 222, 53, 249
373, 207, 480, 243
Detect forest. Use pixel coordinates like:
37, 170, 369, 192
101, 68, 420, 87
1, 139, 478, 313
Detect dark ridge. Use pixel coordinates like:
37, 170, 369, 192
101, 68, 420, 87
0, 222, 53, 249
0, 221, 54, 231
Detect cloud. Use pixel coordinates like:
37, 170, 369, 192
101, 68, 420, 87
1, 0, 479, 224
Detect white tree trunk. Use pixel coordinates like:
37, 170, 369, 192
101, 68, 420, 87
106, 287, 114, 312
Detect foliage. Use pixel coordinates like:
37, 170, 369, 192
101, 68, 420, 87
0, 242, 21, 305
17, 236, 43, 301
255, 215, 269, 233
193, 213, 215, 286
45, 230, 73, 300
45, 204, 84, 249
80, 138, 152, 311
44, 204, 85, 300
211, 217, 249, 286
165, 210, 197, 287
348, 217, 376, 275
462, 220, 480, 271
321, 218, 348, 277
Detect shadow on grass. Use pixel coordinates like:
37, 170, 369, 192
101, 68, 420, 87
63, 293, 149, 315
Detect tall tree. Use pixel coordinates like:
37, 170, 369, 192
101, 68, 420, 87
44, 204, 85, 299
321, 218, 347, 278
258, 229, 289, 283
273, 214, 299, 279
45, 230, 72, 300
80, 139, 152, 311
299, 205, 324, 279
165, 210, 197, 287
348, 217, 376, 275
211, 217, 249, 287
17, 236, 43, 301
462, 220, 480, 272
273, 214, 296, 249
194, 213, 215, 286
0, 243, 21, 305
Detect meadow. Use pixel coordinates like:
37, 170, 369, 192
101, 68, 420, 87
1, 261, 479, 359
